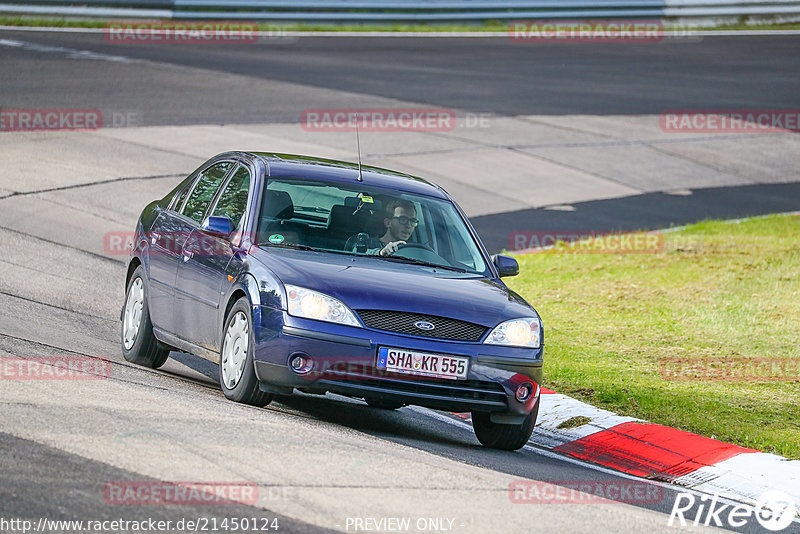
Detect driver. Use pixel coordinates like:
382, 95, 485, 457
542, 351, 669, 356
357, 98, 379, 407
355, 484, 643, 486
364, 199, 418, 256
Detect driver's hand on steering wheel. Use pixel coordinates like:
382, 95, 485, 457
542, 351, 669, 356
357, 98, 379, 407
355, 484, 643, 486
379, 241, 406, 256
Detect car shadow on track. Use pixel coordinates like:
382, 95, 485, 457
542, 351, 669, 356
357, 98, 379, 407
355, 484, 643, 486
275, 393, 478, 448
168, 350, 479, 447
168, 350, 541, 459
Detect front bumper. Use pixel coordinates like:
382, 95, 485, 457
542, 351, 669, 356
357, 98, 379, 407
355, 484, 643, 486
252, 306, 543, 416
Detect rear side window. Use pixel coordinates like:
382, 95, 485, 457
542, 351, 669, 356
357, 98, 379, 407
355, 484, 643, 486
171, 180, 192, 212
211, 165, 251, 231
181, 162, 232, 223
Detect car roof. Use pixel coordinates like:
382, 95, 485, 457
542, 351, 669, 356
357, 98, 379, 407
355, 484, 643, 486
248, 152, 450, 200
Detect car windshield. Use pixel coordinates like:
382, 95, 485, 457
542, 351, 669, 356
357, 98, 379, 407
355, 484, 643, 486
256, 177, 490, 276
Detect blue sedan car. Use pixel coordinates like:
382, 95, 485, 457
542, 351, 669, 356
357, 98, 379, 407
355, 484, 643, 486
121, 152, 544, 450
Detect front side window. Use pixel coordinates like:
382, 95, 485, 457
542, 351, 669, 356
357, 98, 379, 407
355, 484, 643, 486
211, 165, 251, 231
181, 162, 232, 223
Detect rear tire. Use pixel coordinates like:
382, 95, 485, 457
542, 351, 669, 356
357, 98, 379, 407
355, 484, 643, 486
219, 298, 273, 408
365, 397, 405, 410
472, 402, 539, 451
121, 265, 169, 369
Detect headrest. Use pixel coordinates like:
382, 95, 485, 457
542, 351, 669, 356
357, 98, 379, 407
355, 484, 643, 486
344, 195, 383, 210
328, 204, 362, 230
263, 190, 294, 220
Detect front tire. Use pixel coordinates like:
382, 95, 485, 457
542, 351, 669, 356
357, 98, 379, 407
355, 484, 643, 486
121, 265, 169, 369
219, 298, 273, 407
472, 402, 539, 451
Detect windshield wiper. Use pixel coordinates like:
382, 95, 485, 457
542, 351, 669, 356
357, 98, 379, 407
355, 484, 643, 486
263, 243, 361, 258
263, 243, 319, 252
376, 255, 467, 273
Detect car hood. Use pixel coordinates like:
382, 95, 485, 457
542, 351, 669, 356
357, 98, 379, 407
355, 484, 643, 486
249, 247, 537, 328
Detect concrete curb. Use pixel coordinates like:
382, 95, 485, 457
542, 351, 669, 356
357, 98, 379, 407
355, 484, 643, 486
448, 389, 800, 516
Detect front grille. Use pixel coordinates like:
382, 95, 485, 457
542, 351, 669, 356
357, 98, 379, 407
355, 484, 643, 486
355, 310, 487, 342
318, 377, 507, 408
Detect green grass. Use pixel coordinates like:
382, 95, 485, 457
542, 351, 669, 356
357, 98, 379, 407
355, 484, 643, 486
709, 21, 800, 31
507, 214, 800, 458
1, 16, 799, 32
0, 17, 506, 31
557, 416, 592, 429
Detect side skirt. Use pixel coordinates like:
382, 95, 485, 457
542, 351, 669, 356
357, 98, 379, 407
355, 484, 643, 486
153, 327, 220, 364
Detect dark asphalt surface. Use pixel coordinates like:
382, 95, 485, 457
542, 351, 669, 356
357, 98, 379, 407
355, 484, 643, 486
1, 31, 799, 122
475, 181, 800, 253
0, 432, 331, 534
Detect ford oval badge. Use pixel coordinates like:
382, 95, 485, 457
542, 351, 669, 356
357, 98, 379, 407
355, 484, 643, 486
414, 321, 435, 331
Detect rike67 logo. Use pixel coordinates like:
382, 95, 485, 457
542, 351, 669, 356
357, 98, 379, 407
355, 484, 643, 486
669, 490, 797, 531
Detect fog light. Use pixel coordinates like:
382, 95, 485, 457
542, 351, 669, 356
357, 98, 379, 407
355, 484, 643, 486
289, 353, 313, 374
515, 382, 534, 402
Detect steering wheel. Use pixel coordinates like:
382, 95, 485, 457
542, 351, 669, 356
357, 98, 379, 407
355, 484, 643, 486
396, 242, 435, 253
392, 242, 448, 264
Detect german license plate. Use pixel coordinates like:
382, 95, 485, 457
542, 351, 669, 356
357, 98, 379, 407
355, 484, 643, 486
377, 347, 469, 380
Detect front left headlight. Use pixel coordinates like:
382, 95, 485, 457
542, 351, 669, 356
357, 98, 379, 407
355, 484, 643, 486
285, 285, 361, 327
484, 317, 541, 348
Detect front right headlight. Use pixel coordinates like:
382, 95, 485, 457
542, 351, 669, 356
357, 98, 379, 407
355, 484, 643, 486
285, 285, 361, 327
483, 317, 541, 348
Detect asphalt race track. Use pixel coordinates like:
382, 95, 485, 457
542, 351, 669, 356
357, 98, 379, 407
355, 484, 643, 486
1, 28, 799, 533
2, 31, 800, 119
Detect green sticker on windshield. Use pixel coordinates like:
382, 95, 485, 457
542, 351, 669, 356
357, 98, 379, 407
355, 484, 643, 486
269, 234, 284, 244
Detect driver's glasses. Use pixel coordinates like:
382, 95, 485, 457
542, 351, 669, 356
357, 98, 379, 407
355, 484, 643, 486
393, 216, 419, 227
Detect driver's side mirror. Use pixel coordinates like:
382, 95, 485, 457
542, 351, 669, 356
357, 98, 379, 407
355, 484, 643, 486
492, 254, 519, 277
202, 216, 234, 237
